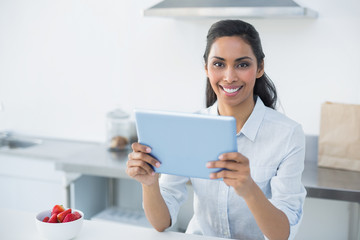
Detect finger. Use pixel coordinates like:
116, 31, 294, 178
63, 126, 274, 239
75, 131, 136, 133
210, 170, 239, 180
208, 161, 250, 174
206, 160, 240, 170
131, 142, 152, 153
127, 159, 155, 175
127, 166, 154, 178
128, 151, 161, 168
126, 166, 146, 176
219, 152, 249, 164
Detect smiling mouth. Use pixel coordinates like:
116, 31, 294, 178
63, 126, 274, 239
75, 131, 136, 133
220, 86, 243, 94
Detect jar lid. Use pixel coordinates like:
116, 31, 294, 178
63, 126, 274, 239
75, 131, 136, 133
107, 108, 129, 119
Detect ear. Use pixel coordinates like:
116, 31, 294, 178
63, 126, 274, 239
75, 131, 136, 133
256, 60, 265, 78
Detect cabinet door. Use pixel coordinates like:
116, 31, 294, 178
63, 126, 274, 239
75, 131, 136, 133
0, 154, 65, 212
0, 175, 64, 212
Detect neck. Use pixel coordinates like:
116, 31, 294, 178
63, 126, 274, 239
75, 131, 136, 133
218, 96, 256, 133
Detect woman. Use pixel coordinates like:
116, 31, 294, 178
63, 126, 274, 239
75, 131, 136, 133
126, 19, 306, 240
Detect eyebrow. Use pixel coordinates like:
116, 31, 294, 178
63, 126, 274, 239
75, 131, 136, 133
212, 56, 253, 62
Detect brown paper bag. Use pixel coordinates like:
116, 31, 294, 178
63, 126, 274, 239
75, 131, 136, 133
318, 102, 360, 172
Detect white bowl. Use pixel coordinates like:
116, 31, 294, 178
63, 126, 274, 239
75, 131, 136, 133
35, 209, 84, 240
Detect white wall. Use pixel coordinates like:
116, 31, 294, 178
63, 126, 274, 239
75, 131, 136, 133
1, 0, 360, 142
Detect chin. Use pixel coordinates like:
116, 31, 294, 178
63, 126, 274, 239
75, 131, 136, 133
218, 94, 253, 109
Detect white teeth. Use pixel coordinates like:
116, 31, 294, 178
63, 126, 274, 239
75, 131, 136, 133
223, 87, 240, 93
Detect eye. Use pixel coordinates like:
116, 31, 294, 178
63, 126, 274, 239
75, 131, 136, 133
213, 61, 224, 68
236, 62, 250, 68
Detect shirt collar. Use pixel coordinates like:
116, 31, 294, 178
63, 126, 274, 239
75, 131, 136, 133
241, 96, 266, 142
208, 96, 266, 142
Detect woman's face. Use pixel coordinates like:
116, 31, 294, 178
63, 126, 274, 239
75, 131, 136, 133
205, 36, 264, 109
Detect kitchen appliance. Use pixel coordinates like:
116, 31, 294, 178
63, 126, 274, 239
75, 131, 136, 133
143, 0, 318, 18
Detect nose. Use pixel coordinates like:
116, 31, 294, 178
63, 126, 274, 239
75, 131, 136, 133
224, 67, 238, 83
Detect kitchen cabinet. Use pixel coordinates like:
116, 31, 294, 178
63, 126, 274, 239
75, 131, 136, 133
0, 155, 109, 220
0, 154, 67, 212
69, 174, 109, 220
90, 177, 194, 232
295, 198, 360, 240
0, 135, 110, 216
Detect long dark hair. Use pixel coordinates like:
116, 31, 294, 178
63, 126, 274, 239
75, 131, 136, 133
204, 20, 277, 109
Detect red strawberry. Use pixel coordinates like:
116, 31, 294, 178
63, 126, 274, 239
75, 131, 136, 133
48, 213, 58, 223
73, 211, 81, 220
42, 216, 50, 222
51, 205, 65, 215
57, 208, 71, 223
63, 213, 77, 223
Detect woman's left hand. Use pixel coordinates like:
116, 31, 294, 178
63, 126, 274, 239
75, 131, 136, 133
206, 152, 256, 198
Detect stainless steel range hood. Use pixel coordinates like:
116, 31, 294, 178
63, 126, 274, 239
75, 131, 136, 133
143, 0, 318, 18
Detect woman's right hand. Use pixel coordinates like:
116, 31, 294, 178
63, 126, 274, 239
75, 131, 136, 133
126, 142, 161, 186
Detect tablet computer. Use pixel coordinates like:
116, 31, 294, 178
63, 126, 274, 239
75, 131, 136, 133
134, 109, 237, 179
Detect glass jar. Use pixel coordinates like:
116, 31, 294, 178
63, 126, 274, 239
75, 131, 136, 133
106, 108, 131, 151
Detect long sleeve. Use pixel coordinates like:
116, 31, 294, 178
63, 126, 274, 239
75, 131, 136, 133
159, 174, 189, 227
268, 124, 307, 240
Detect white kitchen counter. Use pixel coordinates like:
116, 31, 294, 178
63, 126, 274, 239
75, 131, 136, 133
0, 208, 232, 240
2, 134, 360, 202
54, 138, 360, 203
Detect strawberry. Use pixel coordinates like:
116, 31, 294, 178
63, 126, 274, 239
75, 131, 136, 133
48, 213, 58, 223
73, 211, 81, 220
51, 205, 65, 216
63, 213, 77, 223
57, 208, 71, 223
42, 216, 50, 222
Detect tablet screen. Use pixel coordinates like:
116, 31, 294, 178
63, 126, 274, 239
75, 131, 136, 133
135, 109, 237, 179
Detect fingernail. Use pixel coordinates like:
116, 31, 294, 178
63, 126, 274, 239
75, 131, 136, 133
206, 162, 211, 168
209, 173, 215, 179
146, 147, 151, 153
155, 162, 161, 168
219, 155, 223, 160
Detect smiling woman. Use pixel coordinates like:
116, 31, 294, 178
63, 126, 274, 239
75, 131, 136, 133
126, 19, 306, 240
